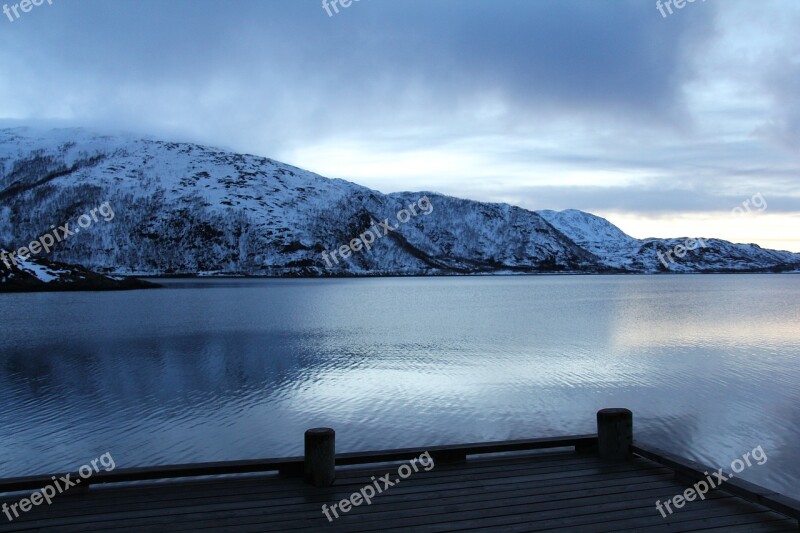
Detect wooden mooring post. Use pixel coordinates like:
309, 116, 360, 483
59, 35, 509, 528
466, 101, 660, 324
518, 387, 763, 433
597, 408, 633, 462
304, 427, 335, 487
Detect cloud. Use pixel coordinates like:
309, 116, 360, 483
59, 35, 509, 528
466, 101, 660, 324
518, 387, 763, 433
0, 0, 717, 148
0, 0, 796, 250
491, 185, 800, 215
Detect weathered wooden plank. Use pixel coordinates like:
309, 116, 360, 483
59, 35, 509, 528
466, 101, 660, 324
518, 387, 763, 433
0, 455, 668, 520
17, 482, 676, 531
334, 434, 597, 466
0, 459, 675, 532
160, 493, 742, 533
0, 456, 668, 525
324, 502, 784, 533
334, 451, 609, 479
646, 511, 796, 532
29, 489, 679, 533
577, 497, 796, 532
0, 462, 676, 532
0, 434, 597, 494
27, 476, 688, 533
633, 442, 800, 521
712, 521, 799, 533
435, 505, 793, 533
0, 456, 304, 494
0, 450, 602, 513
0, 439, 794, 533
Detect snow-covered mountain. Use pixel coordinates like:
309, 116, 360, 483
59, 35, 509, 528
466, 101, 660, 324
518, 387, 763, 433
0, 127, 797, 277
538, 209, 800, 273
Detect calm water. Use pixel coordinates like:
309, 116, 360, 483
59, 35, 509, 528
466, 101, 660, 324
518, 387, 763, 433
0, 275, 798, 496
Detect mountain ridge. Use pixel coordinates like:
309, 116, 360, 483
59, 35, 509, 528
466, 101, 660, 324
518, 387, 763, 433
1, 127, 798, 278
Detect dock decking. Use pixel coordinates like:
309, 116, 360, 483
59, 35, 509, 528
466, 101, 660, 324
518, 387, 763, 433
1, 410, 798, 532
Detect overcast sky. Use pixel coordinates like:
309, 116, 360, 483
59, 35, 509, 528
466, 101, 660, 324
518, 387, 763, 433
1, 0, 798, 251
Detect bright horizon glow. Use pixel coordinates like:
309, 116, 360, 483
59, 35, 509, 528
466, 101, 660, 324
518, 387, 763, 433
605, 213, 800, 254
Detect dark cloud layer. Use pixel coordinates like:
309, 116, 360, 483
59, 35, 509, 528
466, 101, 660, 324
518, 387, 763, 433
0, 0, 717, 140
0, 0, 797, 250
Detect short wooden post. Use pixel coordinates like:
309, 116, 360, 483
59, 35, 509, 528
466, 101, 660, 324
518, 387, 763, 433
597, 408, 632, 462
304, 428, 335, 487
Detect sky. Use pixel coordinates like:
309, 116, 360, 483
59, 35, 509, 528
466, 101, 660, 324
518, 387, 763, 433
0, 0, 798, 251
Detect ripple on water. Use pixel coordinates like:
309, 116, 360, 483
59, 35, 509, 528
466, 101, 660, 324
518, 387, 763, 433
0, 275, 798, 496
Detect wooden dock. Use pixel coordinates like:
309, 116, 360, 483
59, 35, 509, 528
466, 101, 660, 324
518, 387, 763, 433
1, 409, 798, 532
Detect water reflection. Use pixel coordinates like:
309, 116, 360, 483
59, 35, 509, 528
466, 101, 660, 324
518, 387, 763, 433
0, 275, 797, 496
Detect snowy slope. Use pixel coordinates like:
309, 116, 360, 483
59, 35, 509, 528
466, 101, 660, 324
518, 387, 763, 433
0, 249, 155, 292
538, 209, 800, 273
1, 127, 798, 276
537, 209, 641, 270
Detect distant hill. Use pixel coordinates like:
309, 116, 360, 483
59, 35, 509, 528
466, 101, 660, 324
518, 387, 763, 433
0, 250, 156, 292
538, 209, 800, 273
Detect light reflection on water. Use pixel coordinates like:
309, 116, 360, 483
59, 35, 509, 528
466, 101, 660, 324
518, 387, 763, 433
0, 275, 798, 496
